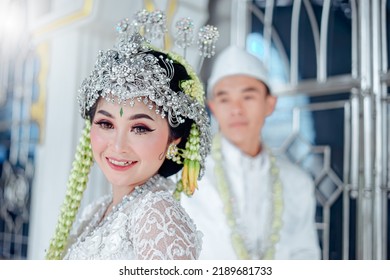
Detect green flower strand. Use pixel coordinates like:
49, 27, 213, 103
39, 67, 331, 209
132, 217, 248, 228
173, 124, 202, 198
45, 119, 94, 260
183, 124, 201, 161
173, 181, 183, 201
212, 133, 250, 259
212, 133, 284, 260
169, 124, 201, 164
180, 79, 204, 103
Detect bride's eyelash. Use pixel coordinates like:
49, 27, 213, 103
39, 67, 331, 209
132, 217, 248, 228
94, 120, 113, 129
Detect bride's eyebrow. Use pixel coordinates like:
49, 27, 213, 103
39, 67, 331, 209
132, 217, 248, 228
128, 113, 155, 121
96, 109, 113, 118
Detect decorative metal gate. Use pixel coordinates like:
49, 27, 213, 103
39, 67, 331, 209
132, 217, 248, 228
229, 0, 389, 259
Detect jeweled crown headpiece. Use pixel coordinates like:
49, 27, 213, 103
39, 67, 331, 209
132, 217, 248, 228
46, 10, 219, 260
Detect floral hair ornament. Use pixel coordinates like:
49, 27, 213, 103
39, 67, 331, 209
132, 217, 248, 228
46, 10, 218, 260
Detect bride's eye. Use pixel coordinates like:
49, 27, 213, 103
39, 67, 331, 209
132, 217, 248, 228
94, 120, 113, 129
131, 125, 155, 135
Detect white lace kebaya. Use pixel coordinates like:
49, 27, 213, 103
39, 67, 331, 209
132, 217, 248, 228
64, 175, 202, 260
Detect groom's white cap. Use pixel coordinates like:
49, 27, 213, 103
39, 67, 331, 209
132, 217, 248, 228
207, 45, 271, 98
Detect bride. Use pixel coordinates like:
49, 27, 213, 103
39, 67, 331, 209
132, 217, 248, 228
45, 13, 212, 260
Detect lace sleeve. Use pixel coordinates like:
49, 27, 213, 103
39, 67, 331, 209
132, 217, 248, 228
132, 191, 202, 260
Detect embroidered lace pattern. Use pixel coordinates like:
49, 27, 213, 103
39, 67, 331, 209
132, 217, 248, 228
63, 175, 201, 260
212, 134, 283, 259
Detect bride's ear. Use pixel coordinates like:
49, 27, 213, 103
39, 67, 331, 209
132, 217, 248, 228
172, 137, 181, 146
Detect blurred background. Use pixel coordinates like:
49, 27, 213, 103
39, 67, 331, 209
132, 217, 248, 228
0, 0, 389, 260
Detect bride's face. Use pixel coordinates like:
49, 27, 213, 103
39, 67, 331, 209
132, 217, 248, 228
90, 99, 171, 189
